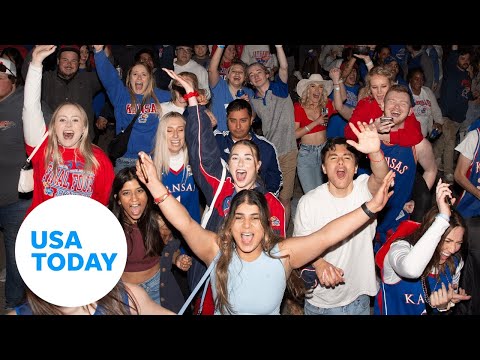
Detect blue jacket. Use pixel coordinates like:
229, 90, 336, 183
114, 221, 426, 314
214, 130, 282, 196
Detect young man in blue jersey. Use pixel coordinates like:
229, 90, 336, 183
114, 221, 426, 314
374, 85, 437, 253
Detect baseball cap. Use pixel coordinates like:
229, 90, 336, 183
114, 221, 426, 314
58, 45, 80, 57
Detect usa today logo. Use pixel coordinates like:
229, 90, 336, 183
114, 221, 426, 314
16, 195, 127, 307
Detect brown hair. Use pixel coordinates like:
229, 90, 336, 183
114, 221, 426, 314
396, 206, 466, 280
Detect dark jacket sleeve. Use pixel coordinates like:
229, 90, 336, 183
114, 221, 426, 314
185, 105, 225, 204
257, 138, 282, 196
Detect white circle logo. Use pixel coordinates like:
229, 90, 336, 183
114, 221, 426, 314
16, 195, 127, 307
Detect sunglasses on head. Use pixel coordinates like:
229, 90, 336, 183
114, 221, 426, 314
0, 63, 15, 77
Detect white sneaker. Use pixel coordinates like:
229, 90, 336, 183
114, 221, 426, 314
0, 268, 5, 282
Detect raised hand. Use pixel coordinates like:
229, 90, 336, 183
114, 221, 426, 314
346, 121, 381, 155
329, 67, 341, 83
136, 151, 162, 189
162, 68, 194, 94
367, 170, 395, 213
435, 178, 454, 217
32, 45, 56, 67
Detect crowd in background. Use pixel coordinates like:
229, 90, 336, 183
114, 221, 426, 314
1, 44, 479, 315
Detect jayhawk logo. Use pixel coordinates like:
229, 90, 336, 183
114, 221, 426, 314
270, 216, 280, 227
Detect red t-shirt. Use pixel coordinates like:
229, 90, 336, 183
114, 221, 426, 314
26, 141, 115, 217
344, 97, 423, 146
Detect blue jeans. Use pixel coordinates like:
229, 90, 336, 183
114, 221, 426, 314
138, 268, 161, 305
115, 157, 138, 174
0, 198, 31, 309
297, 143, 326, 194
304, 294, 371, 315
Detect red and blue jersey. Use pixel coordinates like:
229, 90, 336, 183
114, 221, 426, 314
374, 142, 417, 253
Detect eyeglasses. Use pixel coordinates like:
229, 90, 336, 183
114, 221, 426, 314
0, 63, 16, 77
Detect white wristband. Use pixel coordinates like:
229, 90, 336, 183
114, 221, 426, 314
436, 213, 450, 223
304, 125, 310, 132
366, 61, 373, 67
275, 45, 282, 48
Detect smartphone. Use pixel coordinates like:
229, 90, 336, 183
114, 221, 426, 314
321, 108, 329, 116
380, 116, 393, 123
138, 154, 149, 183
445, 195, 452, 207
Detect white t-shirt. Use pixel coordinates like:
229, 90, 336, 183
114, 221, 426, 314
173, 59, 211, 100
455, 129, 479, 160
160, 101, 185, 116
293, 174, 378, 308
411, 86, 443, 137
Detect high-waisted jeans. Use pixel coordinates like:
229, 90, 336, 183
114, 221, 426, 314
297, 143, 326, 194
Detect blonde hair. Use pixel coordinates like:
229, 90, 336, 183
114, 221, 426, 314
298, 82, 328, 110
45, 102, 99, 176
152, 112, 189, 175
364, 65, 394, 99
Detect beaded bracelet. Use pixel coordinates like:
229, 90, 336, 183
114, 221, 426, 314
154, 189, 171, 205
183, 91, 199, 101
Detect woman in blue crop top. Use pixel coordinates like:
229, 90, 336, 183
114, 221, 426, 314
135, 150, 395, 314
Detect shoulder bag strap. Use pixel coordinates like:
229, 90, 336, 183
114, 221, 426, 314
177, 251, 220, 315
123, 97, 147, 133
177, 159, 227, 315
25, 131, 49, 164
200, 158, 227, 228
